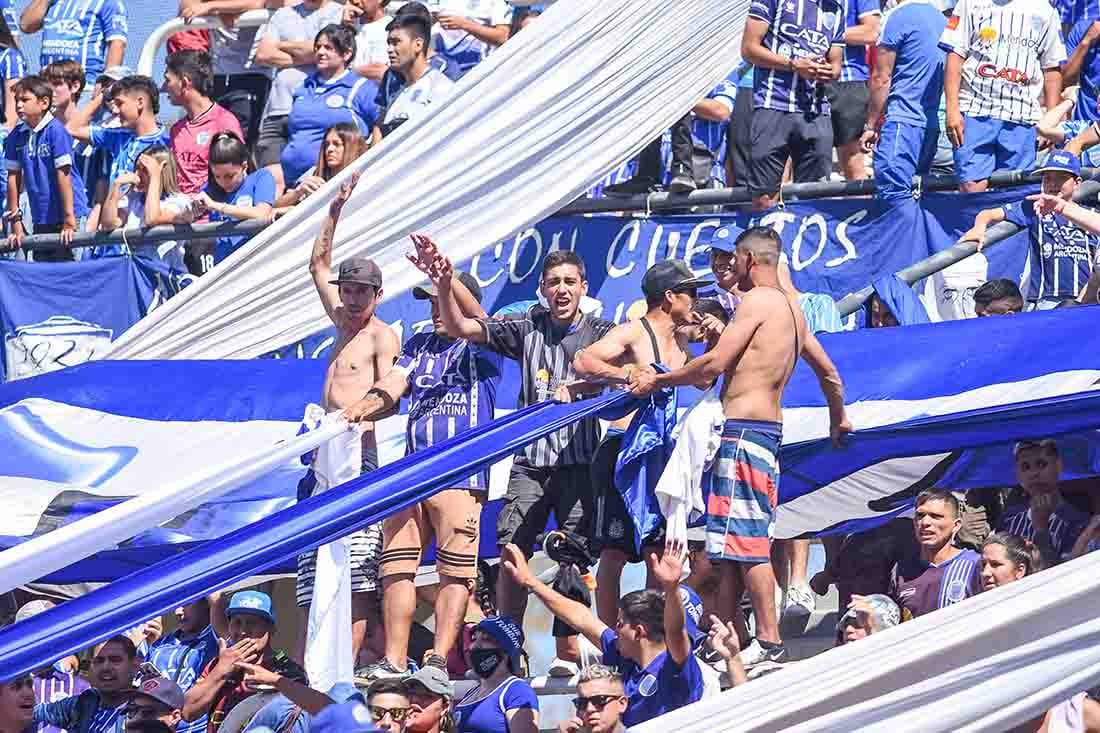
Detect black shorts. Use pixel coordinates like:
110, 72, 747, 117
496, 462, 592, 556
727, 86, 753, 187
590, 433, 663, 561
255, 114, 289, 171
747, 107, 833, 197
825, 81, 870, 146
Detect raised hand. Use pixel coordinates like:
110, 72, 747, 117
706, 614, 742, 659
330, 171, 362, 216
648, 541, 686, 589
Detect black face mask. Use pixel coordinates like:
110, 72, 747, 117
469, 648, 505, 678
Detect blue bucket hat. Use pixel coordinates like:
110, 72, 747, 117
225, 590, 275, 625
475, 616, 525, 659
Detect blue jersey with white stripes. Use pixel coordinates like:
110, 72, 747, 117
148, 626, 220, 733
692, 74, 738, 156
0, 0, 18, 40
750, 0, 845, 114
396, 332, 502, 491
892, 548, 981, 621
839, 0, 881, 82
1004, 198, 1100, 302
39, 0, 129, 88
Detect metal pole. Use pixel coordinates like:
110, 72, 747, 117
17, 219, 270, 252
834, 179, 1100, 317
556, 167, 1079, 217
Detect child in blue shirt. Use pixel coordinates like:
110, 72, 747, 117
200, 131, 276, 264
3, 75, 88, 262
66, 74, 169, 258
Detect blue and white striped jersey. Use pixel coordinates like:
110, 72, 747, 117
839, 0, 881, 82
1003, 198, 1100, 302
939, 0, 1066, 125
39, 0, 129, 88
395, 332, 502, 490
148, 626, 220, 733
749, 0, 846, 114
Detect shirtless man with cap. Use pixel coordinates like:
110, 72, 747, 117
302, 171, 400, 665
572, 259, 713, 627
630, 226, 850, 667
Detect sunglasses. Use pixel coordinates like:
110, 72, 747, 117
573, 694, 622, 711
369, 706, 410, 723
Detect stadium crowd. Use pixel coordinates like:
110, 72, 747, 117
4, 0, 1100, 732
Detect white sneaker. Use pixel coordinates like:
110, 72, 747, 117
738, 639, 788, 668
547, 657, 580, 678
738, 639, 767, 667
783, 584, 815, 619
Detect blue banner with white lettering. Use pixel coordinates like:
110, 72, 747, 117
0, 193, 1041, 385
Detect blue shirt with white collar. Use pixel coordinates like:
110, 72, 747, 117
39, 0, 129, 88
281, 69, 378, 184
4, 112, 89, 226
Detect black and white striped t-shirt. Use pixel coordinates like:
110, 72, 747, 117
939, 0, 1066, 125
479, 306, 615, 467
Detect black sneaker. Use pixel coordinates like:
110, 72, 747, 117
603, 177, 661, 197
668, 173, 697, 194
354, 658, 409, 685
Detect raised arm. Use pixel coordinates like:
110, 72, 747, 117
573, 324, 636, 384
799, 330, 850, 447
66, 87, 104, 143
309, 173, 358, 323
959, 206, 1007, 251
649, 546, 691, 665
409, 233, 487, 319
435, 257, 489, 342
500, 544, 608, 647
1028, 194, 1100, 234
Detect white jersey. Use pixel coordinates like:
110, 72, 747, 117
939, 0, 1066, 124
383, 67, 456, 129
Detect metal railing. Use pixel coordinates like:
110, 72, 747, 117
137, 9, 273, 77
14, 167, 1070, 253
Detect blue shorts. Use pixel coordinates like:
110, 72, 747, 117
874, 121, 940, 201
954, 116, 1036, 183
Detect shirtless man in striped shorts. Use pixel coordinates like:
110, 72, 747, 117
629, 226, 850, 667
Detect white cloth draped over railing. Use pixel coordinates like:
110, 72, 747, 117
0, 407, 349, 595
105, 0, 749, 360
633, 550, 1100, 732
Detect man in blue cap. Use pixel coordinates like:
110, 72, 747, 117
182, 591, 306, 733
963, 150, 1099, 310
500, 543, 704, 727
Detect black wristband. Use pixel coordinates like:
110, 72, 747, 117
366, 387, 393, 410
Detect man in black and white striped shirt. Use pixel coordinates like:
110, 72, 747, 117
435, 248, 615, 673
940, 0, 1065, 191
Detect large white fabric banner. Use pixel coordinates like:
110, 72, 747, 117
633, 551, 1100, 733
106, 0, 748, 360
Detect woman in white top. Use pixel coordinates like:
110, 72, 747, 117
99, 144, 197, 272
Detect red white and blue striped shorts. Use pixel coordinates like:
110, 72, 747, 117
705, 419, 782, 564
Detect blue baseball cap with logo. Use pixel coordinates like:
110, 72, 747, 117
225, 590, 275, 625
677, 585, 707, 650
310, 700, 381, 733
1035, 150, 1081, 177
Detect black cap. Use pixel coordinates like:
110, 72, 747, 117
413, 271, 483, 303
329, 257, 383, 288
641, 259, 712, 300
